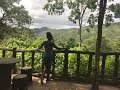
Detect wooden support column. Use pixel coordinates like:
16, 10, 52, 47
2, 50, 5, 57
22, 52, 25, 67
31, 51, 35, 69
101, 55, 107, 80
12, 48, 17, 73
76, 52, 80, 80
63, 50, 68, 80
88, 54, 93, 77
113, 54, 119, 85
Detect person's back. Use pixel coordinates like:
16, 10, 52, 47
43, 41, 54, 52
38, 32, 62, 82
39, 32, 61, 52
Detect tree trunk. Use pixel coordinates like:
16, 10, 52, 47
78, 6, 87, 47
78, 18, 82, 47
92, 0, 107, 90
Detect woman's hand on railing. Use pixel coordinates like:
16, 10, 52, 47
34, 48, 39, 51
34, 48, 43, 52
37, 49, 45, 52
61, 47, 69, 51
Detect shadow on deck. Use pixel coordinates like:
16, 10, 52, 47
27, 76, 119, 90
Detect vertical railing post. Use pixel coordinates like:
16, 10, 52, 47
2, 50, 5, 57
101, 54, 107, 80
76, 52, 80, 80
12, 48, 17, 58
87, 53, 93, 77
12, 48, 17, 73
22, 52, 25, 67
113, 54, 119, 85
31, 51, 35, 69
63, 49, 68, 80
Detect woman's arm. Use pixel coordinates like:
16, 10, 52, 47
53, 43, 67, 50
38, 42, 44, 50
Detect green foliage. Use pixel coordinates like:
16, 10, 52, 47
32, 23, 120, 52
44, 0, 97, 46
68, 53, 77, 76
105, 14, 114, 27
101, 36, 112, 52
105, 56, 115, 77
109, 3, 120, 18
66, 38, 78, 48
0, 0, 32, 27
0, 27, 35, 47
43, 0, 64, 15
66, 0, 97, 24
0, 23, 120, 79
87, 0, 97, 10
43, 0, 120, 47
55, 53, 64, 75
87, 14, 97, 28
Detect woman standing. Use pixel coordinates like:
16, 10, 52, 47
38, 32, 65, 82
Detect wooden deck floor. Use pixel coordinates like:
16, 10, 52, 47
27, 76, 119, 90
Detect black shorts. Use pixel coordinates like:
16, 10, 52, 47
43, 52, 54, 69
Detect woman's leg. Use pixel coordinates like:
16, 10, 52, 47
45, 64, 51, 81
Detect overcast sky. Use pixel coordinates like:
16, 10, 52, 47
20, 0, 120, 29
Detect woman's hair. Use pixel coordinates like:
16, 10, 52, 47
46, 32, 54, 42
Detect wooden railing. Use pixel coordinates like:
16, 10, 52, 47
0, 48, 120, 85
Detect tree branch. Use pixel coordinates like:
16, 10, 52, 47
81, 6, 87, 20
0, 13, 6, 22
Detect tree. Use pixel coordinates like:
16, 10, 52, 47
44, 0, 120, 47
90, 2, 120, 27
0, 0, 32, 27
92, 0, 107, 90
43, 0, 97, 47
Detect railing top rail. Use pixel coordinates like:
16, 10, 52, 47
0, 48, 13, 51
0, 47, 120, 55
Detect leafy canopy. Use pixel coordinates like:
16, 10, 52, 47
43, 0, 97, 47
0, 0, 32, 27
43, 0, 97, 24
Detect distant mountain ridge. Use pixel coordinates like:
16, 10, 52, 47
32, 27, 78, 34
31, 23, 120, 43
32, 27, 55, 34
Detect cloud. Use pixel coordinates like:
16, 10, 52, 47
20, 0, 120, 29
20, 0, 79, 29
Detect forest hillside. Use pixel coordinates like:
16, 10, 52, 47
32, 23, 120, 52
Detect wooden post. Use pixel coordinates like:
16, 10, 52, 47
22, 52, 25, 67
101, 55, 107, 80
31, 51, 35, 69
12, 48, 17, 58
63, 49, 68, 80
88, 54, 93, 77
12, 48, 17, 73
113, 54, 119, 85
2, 50, 5, 57
76, 52, 80, 80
